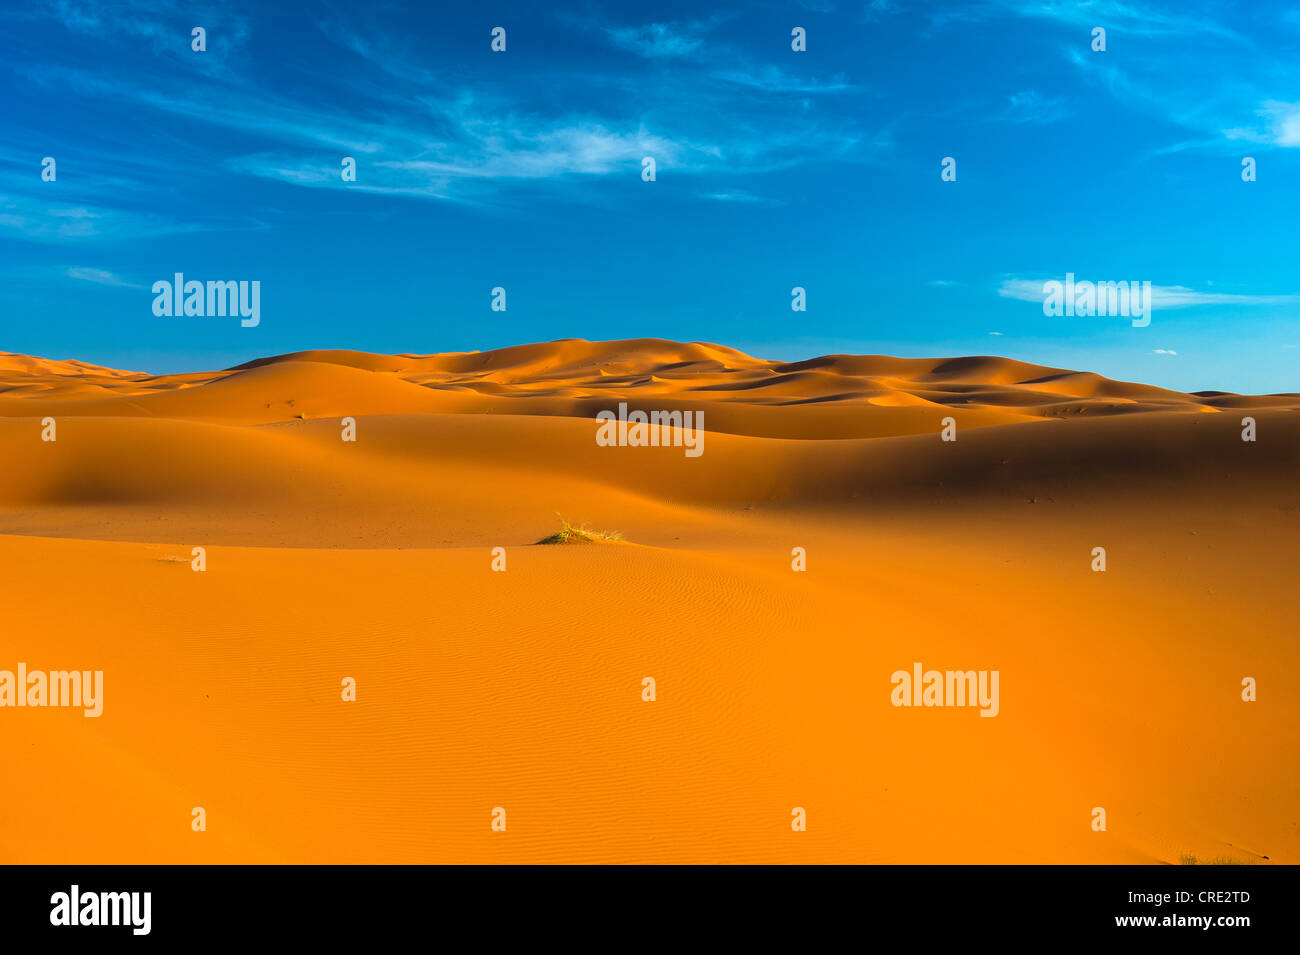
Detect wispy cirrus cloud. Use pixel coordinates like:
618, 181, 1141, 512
1224, 100, 1300, 147
211, 15, 872, 199
998, 277, 1300, 309
0, 0, 889, 249
1062, 47, 1300, 154
8, 8, 873, 214
66, 266, 144, 289
226, 122, 696, 202
861, 0, 902, 21
914, 1, 1296, 155
698, 189, 781, 205
713, 66, 858, 94
593, 14, 858, 96
605, 20, 716, 59
3, 0, 252, 75
1001, 89, 1068, 124
1046, 8, 1300, 154
930, 0, 1246, 40
0, 193, 209, 242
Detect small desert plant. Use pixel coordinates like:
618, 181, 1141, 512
536, 515, 623, 545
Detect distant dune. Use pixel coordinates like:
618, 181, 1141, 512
1, 338, 1295, 864
4, 339, 1296, 437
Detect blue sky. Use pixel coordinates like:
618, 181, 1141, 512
1, 0, 1298, 392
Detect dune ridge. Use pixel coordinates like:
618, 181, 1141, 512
4, 339, 1294, 437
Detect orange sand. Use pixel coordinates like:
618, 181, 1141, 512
1, 339, 1296, 863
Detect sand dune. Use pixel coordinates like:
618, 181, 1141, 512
0, 339, 1295, 863
5, 338, 1290, 433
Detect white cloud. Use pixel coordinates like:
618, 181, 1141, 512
66, 267, 143, 289
2, 2, 882, 234
28, 38, 868, 210
699, 190, 779, 204
1153, 348, 1178, 355
982, 0, 1243, 40
1224, 100, 1300, 147
998, 277, 1300, 309
227, 123, 696, 202
0, 194, 203, 242
1041, 5, 1298, 156
714, 66, 858, 94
